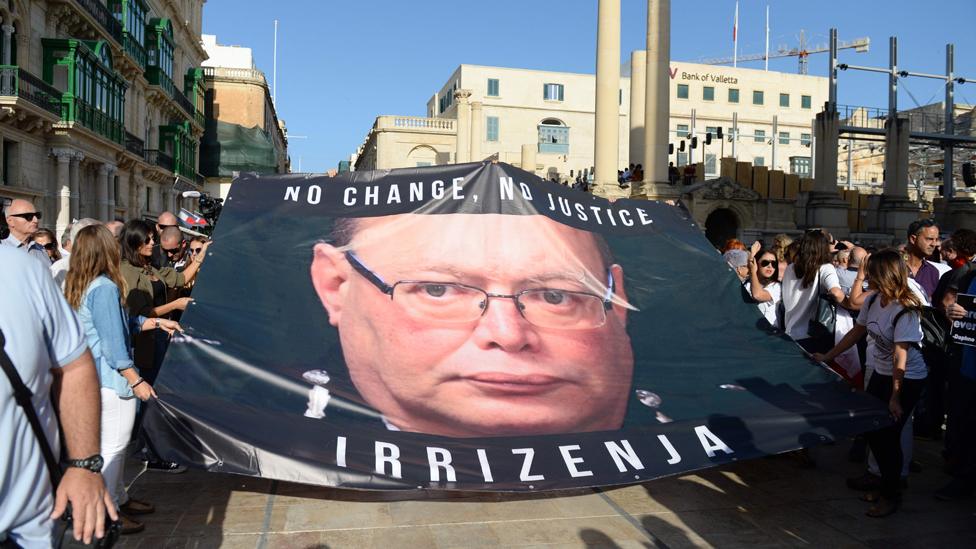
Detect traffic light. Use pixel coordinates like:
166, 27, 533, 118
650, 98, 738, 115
669, 143, 674, 154
679, 140, 686, 152
705, 133, 712, 145
717, 127, 724, 139
691, 136, 698, 149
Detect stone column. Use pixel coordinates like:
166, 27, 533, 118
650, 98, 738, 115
628, 50, 646, 167
643, 0, 676, 200
454, 89, 472, 164
593, 0, 622, 198
68, 152, 84, 221
521, 144, 537, 175
51, 149, 72, 240
97, 164, 115, 221
877, 114, 918, 239
1, 25, 13, 66
469, 101, 483, 162
806, 105, 850, 237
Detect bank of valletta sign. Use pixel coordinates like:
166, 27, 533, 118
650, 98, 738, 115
669, 66, 739, 85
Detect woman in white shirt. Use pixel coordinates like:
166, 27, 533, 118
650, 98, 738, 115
781, 230, 846, 353
814, 249, 926, 517
745, 244, 782, 327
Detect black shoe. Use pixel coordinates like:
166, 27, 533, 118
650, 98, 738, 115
847, 472, 882, 491
145, 459, 187, 474
934, 479, 975, 502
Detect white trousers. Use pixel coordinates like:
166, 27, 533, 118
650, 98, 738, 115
100, 388, 137, 507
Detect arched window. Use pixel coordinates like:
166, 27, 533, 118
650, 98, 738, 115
538, 119, 569, 155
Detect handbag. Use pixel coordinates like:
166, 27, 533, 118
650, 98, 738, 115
0, 329, 121, 549
806, 269, 837, 347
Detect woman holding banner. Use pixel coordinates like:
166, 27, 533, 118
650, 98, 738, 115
814, 249, 927, 517
781, 230, 846, 353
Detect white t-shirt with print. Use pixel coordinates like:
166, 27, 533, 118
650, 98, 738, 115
745, 280, 782, 326
782, 264, 841, 340
856, 296, 927, 379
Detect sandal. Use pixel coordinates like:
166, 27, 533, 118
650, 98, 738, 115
865, 497, 900, 518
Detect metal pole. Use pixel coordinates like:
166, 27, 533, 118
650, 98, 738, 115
733, 1, 738, 68
828, 28, 838, 109
732, 112, 738, 160
945, 43, 955, 199
764, 4, 769, 71
888, 36, 897, 116
273, 19, 278, 106
846, 135, 853, 191
690, 108, 697, 164
810, 118, 816, 179
771, 115, 778, 170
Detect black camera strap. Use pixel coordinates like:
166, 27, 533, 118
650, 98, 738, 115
0, 329, 63, 490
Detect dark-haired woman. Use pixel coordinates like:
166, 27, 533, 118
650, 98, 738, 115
32, 227, 61, 264
781, 230, 846, 353
118, 219, 209, 372
746, 242, 782, 327
814, 250, 926, 516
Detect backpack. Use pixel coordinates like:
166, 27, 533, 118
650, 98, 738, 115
864, 293, 946, 355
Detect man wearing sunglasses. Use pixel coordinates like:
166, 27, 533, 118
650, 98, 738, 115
310, 213, 635, 437
2, 199, 49, 265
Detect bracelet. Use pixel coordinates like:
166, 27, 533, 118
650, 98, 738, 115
130, 378, 145, 389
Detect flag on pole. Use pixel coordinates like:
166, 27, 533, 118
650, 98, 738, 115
733, 1, 739, 67
178, 208, 209, 228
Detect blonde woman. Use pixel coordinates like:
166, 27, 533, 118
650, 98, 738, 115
771, 233, 794, 281
64, 225, 181, 534
813, 249, 926, 517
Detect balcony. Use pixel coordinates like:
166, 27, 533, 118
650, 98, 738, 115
146, 67, 175, 98
75, 98, 124, 144
72, 0, 123, 43
375, 115, 456, 134
125, 131, 144, 158
145, 149, 173, 172
0, 66, 62, 118
538, 142, 569, 155
122, 34, 146, 69
174, 89, 195, 120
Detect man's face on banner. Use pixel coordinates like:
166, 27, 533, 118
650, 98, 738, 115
311, 213, 634, 437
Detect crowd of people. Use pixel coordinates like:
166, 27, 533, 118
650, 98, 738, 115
1, 200, 210, 547
724, 222, 976, 517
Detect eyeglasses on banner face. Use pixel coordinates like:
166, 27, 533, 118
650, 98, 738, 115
759, 260, 776, 268
344, 251, 615, 330
10, 212, 41, 221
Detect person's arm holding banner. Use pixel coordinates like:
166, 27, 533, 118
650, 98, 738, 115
889, 343, 909, 420
812, 323, 867, 364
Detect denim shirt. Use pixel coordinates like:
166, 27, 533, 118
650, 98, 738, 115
76, 276, 139, 397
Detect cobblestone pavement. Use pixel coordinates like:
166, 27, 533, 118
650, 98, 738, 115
113, 438, 975, 548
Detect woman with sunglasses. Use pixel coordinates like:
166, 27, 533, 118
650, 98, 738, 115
32, 228, 61, 264
64, 224, 183, 534
745, 242, 782, 327
813, 250, 926, 517
118, 220, 209, 372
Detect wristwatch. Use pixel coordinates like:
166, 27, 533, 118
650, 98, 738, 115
66, 454, 104, 473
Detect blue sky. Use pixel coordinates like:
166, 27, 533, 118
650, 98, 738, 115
202, 0, 976, 173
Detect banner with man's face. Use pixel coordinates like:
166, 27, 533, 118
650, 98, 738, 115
144, 162, 888, 491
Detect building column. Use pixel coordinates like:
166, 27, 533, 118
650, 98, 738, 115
806, 104, 850, 237
593, 0, 622, 198
68, 152, 84, 221
454, 90, 472, 163
642, 0, 674, 199
97, 164, 115, 221
628, 50, 646, 168
51, 148, 72, 240
1, 25, 13, 66
521, 144, 537, 175
469, 101, 483, 162
877, 114, 918, 239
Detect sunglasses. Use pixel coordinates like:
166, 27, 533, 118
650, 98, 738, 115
10, 212, 41, 221
759, 260, 776, 268
42, 243, 56, 251
158, 223, 178, 229
162, 245, 183, 255
189, 247, 204, 254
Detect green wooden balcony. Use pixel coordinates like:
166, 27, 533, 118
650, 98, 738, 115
0, 65, 63, 117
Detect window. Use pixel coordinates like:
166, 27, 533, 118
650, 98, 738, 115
780, 93, 790, 108
2, 139, 19, 186
145, 186, 151, 211
416, 162, 432, 167
486, 116, 499, 142
728, 88, 739, 103
705, 153, 717, 176
487, 78, 499, 97
753, 90, 764, 105
779, 131, 790, 145
543, 83, 564, 101
801, 95, 812, 109
790, 156, 812, 177
754, 156, 765, 167
703, 86, 714, 101
677, 84, 689, 99
800, 133, 812, 146
677, 152, 688, 166
754, 129, 766, 143
676, 124, 689, 138
538, 120, 569, 154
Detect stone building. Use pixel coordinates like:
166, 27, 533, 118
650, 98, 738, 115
199, 33, 288, 200
0, 0, 206, 238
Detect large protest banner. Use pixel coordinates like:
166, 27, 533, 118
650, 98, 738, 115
143, 162, 889, 491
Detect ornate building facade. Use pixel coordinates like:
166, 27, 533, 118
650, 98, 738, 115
0, 0, 206, 238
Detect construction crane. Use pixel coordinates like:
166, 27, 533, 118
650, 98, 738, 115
700, 31, 870, 74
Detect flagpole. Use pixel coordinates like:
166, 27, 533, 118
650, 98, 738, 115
733, 1, 739, 68
273, 19, 278, 106
764, 4, 769, 71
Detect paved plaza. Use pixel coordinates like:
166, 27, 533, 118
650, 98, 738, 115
112, 438, 975, 549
